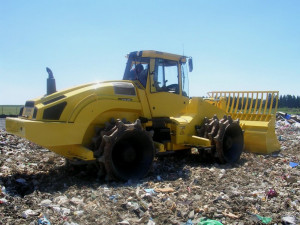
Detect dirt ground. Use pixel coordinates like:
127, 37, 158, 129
0, 118, 299, 225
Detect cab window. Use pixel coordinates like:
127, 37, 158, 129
181, 61, 189, 97
123, 57, 149, 87
151, 59, 179, 94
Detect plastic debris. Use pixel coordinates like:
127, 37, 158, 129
22, 209, 39, 218
266, 189, 278, 198
289, 162, 299, 168
117, 221, 130, 225
254, 214, 272, 224
38, 214, 51, 225
185, 219, 193, 225
40, 199, 53, 207
109, 194, 119, 202
61, 207, 71, 216
147, 219, 156, 225
0, 198, 8, 204
144, 188, 156, 195
74, 210, 84, 216
0, 185, 6, 195
198, 217, 223, 225
282, 215, 297, 225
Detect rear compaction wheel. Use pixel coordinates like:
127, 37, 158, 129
92, 119, 155, 181
196, 115, 244, 163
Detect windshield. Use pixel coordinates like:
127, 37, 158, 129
151, 59, 179, 94
123, 57, 150, 87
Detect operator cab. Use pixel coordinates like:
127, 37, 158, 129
123, 51, 192, 117
123, 50, 191, 98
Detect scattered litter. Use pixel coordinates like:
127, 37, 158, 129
198, 217, 223, 225
22, 209, 39, 218
222, 209, 240, 219
284, 175, 297, 183
38, 214, 51, 225
61, 207, 71, 216
282, 215, 297, 225
289, 162, 299, 168
40, 199, 53, 207
0, 185, 6, 195
70, 197, 83, 205
266, 189, 278, 198
117, 220, 130, 225
0, 198, 8, 204
184, 219, 193, 225
74, 210, 84, 216
144, 188, 156, 195
254, 214, 272, 224
147, 219, 156, 225
0, 117, 300, 224
154, 187, 175, 193
109, 194, 119, 201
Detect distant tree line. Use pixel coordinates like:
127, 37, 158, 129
278, 95, 300, 108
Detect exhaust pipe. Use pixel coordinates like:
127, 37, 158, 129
46, 67, 56, 95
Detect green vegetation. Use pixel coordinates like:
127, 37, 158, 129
0, 105, 23, 116
277, 107, 300, 115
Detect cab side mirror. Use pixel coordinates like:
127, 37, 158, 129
188, 58, 193, 72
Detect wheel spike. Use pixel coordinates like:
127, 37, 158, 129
134, 119, 142, 130
93, 118, 155, 181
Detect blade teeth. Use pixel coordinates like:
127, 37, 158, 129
233, 118, 240, 125
227, 115, 233, 124
116, 119, 125, 129
103, 135, 111, 143
134, 119, 142, 129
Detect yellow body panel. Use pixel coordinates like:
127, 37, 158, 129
6, 116, 95, 160
170, 97, 226, 146
240, 116, 280, 154
146, 92, 188, 117
6, 81, 148, 160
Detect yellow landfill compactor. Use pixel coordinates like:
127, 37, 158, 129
6, 50, 280, 181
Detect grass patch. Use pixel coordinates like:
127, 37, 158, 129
277, 107, 300, 115
0, 105, 23, 116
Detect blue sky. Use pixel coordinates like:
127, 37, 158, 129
1, 0, 299, 104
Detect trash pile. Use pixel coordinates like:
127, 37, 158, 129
277, 111, 300, 127
0, 116, 299, 224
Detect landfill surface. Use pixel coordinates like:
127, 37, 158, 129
0, 115, 299, 225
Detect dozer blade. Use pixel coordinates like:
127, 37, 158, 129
208, 91, 280, 154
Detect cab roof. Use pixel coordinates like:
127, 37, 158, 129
128, 50, 187, 62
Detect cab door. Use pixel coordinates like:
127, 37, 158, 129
146, 58, 189, 117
